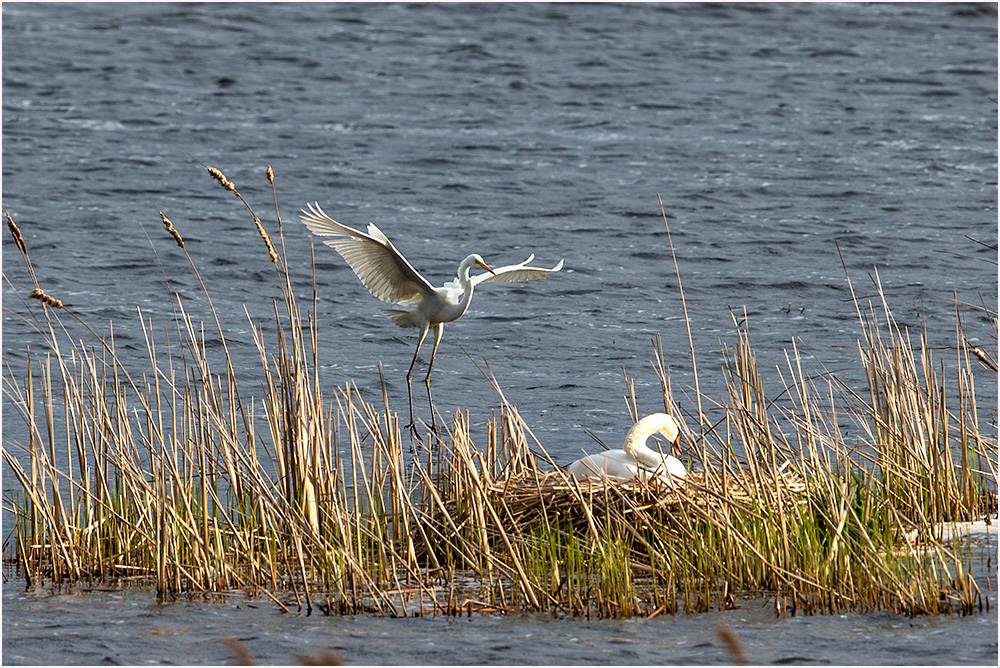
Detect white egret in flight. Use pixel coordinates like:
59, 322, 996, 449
567, 413, 687, 483
300, 202, 563, 428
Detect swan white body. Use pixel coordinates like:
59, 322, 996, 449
567, 413, 687, 483
300, 202, 563, 427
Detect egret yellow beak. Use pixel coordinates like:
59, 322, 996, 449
478, 259, 496, 275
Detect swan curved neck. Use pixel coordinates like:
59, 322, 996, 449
623, 414, 673, 467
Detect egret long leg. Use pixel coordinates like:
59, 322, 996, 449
406, 325, 430, 429
423, 323, 444, 429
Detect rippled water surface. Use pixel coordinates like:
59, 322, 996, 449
4, 555, 998, 666
3, 2, 997, 665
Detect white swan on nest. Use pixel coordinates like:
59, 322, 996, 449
567, 413, 686, 483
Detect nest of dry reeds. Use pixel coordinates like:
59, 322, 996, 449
489, 466, 809, 533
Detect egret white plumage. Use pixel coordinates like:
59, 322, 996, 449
567, 413, 687, 483
300, 202, 563, 428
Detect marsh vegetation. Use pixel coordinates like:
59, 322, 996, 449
3, 168, 995, 618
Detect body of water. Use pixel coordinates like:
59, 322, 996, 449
2, 3, 997, 665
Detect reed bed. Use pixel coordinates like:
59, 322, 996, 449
2, 171, 996, 619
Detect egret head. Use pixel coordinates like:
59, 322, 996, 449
473, 254, 496, 275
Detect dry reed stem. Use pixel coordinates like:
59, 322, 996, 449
657, 193, 705, 445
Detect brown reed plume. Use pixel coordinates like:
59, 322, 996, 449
225, 638, 345, 666
27, 287, 63, 309
5, 205, 41, 289
6, 207, 27, 255
253, 214, 278, 264
968, 342, 998, 372
155, 205, 185, 248
204, 164, 280, 265
208, 165, 240, 196
716, 625, 749, 664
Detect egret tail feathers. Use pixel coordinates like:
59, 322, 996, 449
381, 308, 420, 328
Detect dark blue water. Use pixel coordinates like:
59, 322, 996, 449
3, 3, 997, 665
3, 557, 997, 666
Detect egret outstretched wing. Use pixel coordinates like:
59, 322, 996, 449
301, 201, 563, 429
300, 202, 434, 305
470, 254, 564, 287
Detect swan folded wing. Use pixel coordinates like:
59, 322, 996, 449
471, 255, 564, 287
640, 457, 686, 480
567, 454, 617, 480
567, 450, 637, 482
300, 202, 434, 304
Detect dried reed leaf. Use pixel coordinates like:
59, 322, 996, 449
969, 345, 997, 372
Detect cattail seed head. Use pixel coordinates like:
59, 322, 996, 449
28, 288, 63, 309
6, 210, 27, 255
266, 165, 274, 185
